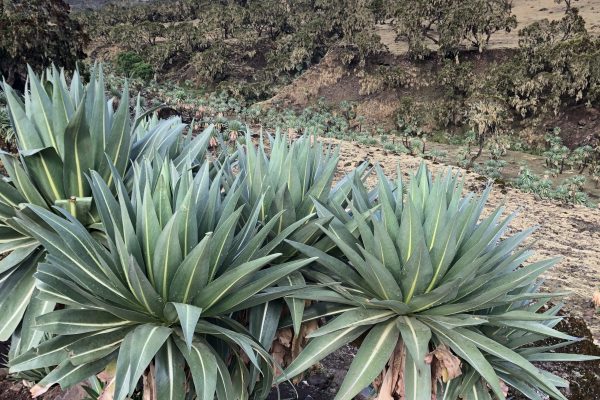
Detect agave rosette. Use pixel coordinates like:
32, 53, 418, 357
229, 131, 369, 340
0, 65, 213, 343
284, 163, 597, 400
9, 156, 314, 399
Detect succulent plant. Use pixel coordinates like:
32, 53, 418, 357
284, 163, 597, 399
0, 65, 212, 343
10, 157, 313, 400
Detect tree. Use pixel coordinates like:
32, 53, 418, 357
0, 0, 86, 88
390, 0, 516, 59
247, 0, 287, 40
491, 4, 600, 117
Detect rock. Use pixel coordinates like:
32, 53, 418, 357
331, 370, 347, 386
54, 385, 87, 400
307, 374, 328, 387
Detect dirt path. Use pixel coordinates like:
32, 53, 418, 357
328, 137, 600, 343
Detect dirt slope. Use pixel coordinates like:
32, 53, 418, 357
327, 137, 600, 343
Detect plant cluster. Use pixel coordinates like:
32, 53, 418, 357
0, 64, 211, 348
512, 167, 595, 206
0, 66, 597, 400
543, 128, 600, 182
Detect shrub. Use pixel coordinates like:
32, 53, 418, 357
513, 167, 594, 206
513, 166, 554, 199
465, 99, 511, 167
475, 159, 506, 180
116, 52, 153, 81
390, 0, 516, 58
0, 0, 86, 88
544, 128, 571, 175
491, 6, 600, 117
0, 91, 16, 151
554, 175, 591, 206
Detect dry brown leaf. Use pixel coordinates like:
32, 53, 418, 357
302, 319, 319, 341
277, 328, 293, 348
499, 380, 509, 398
291, 333, 303, 360
372, 372, 383, 392
142, 364, 157, 400
98, 361, 117, 400
272, 341, 287, 377
593, 290, 600, 308
30, 383, 50, 398
389, 339, 405, 397
427, 344, 462, 384
375, 367, 394, 400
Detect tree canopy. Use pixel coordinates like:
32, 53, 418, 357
0, 0, 86, 88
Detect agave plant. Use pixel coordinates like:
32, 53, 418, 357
229, 131, 364, 257
0, 65, 212, 343
284, 163, 597, 399
9, 157, 314, 399
227, 131, 371, 342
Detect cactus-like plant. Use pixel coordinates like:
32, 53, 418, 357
284, 163, 598, 399
0, 65, 212, 343
10, 157, 313, 399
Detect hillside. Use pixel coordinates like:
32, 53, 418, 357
65, 0, 155, 9
379, 0, 600, 55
